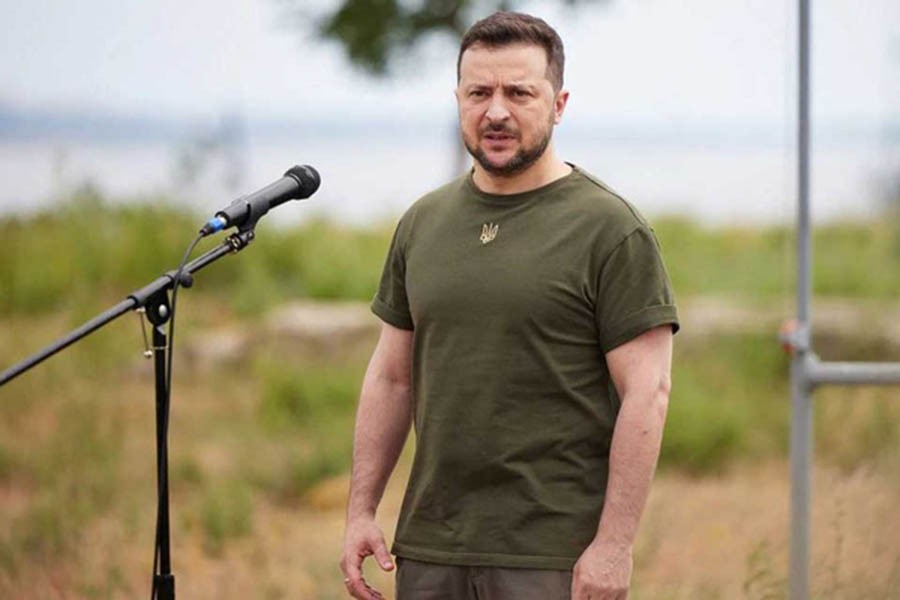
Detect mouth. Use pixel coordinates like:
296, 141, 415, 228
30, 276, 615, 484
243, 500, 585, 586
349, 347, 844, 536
481, 130, 517, 143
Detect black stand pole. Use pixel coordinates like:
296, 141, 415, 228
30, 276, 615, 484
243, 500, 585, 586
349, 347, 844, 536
148, 290, 175, 600
0, 229, 256, 600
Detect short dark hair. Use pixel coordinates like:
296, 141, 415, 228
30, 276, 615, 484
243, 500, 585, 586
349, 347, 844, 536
457, 11, 565, 91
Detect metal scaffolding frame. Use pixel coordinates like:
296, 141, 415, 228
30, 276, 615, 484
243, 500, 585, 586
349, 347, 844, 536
786, 1, 900, 598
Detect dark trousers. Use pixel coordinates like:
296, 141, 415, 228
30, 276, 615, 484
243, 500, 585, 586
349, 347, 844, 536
396, 557, 573, 600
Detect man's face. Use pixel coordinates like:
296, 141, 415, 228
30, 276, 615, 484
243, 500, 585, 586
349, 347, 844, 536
456, 43, 568, 177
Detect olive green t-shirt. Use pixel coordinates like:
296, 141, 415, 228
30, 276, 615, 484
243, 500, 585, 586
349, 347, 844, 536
372, 165, 679, 570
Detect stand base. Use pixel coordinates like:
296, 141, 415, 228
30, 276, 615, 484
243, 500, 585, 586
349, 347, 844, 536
154, 573, 175, 600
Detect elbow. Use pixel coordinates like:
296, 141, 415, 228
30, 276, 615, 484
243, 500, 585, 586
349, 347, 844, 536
619, 373, 670, 423
653, 373, 671, 422
391, 379, 412, 400
378, 371, 412, 401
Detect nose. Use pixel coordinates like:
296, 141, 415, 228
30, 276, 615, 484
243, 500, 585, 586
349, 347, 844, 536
484, 92, 510, 122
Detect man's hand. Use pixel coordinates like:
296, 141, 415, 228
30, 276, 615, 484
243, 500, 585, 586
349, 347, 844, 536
571, 540, 633, 600
340, 517, 395, 599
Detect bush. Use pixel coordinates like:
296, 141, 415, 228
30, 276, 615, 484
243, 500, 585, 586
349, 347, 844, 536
663, 334, 789, 473
200, 479, 254, 556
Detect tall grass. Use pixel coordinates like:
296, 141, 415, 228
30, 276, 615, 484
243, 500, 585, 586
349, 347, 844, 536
253, 361, 363, 501
0, 395, 124, 575
2, 189, 390, 317
2, 186, 198, 315
664, 333, 790, 473
4, 192, 900, 318
654, 216, 900, 301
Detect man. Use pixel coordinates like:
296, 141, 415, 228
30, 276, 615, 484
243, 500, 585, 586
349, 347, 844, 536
340, 11, 678, 600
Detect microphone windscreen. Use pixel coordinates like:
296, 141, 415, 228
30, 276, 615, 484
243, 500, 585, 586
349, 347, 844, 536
284, 165, 321, 199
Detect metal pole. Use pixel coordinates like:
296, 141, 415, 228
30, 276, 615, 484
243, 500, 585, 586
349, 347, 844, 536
789, 355, 811, 600
807, 358, 900, 387
153, 321, 175, 600
790, 0, 812, 598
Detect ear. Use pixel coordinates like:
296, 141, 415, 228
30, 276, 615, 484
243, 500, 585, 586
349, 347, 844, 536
454, 86, 462, 103
553, 90, 570, 124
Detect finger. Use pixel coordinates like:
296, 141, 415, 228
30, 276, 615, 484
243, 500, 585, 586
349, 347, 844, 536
372, 540, 394, 571
341, 551, 363, 583
343, 554, 385, 600
343, 572, 364, 599
363, 580, 385, 600
346, 576, 374, 600
349, 578, 384, 600
341, 551, 369, 598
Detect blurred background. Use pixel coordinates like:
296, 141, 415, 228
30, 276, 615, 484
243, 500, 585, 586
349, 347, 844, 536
1, 0, 899, 598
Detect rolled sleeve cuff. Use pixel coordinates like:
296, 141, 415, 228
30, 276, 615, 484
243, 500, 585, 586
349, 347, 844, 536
600, 304, 679, 353
371, 296, 414, 331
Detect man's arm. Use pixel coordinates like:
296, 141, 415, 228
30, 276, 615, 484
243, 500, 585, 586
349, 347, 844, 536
340, 322, 414, 600
572, 325, 674, 600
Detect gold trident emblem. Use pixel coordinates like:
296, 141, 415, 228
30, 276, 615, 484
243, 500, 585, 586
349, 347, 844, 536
480, 222, 499, 245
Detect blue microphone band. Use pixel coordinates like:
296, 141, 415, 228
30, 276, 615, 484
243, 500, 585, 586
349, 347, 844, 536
199, 216, 227, 236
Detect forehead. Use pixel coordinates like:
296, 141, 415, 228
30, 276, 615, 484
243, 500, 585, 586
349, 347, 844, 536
458, 43, 549, 86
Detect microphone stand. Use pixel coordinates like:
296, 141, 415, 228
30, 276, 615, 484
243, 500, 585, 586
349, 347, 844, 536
0, 227, 257, 600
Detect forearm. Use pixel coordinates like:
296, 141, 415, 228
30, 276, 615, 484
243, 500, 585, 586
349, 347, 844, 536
346, 373, 412, 521
594, 386, 669, 547
572, 327, 673, 598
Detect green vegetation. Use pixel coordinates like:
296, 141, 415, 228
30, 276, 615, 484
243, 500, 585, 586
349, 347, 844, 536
1, 187, 390, 317
653, 216, 900, 301
2, 195, 899, 596
254, 362, 362, 500
664, 333, 790, 473
0, 395, 124, 575
3, 192, 900, 319
199, 479, 254, 556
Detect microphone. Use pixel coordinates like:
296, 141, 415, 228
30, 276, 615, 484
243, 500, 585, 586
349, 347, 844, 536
199, 165, 321, 236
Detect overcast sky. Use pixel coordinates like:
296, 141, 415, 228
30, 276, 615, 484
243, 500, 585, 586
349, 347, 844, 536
2, 0, 898, 126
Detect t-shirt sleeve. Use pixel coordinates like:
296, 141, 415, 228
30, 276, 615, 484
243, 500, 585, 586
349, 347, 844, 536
594, 225, 679, 352
371, 218, 415, 330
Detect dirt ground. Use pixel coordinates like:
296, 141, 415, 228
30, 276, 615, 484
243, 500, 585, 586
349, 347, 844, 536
8, 457, 891, 600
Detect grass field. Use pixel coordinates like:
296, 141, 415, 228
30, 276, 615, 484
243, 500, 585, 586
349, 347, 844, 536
1, 196, 899, 598
4, 187, 900, 317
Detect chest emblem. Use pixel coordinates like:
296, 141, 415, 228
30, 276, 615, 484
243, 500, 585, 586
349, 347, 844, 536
480, 222, 499, 245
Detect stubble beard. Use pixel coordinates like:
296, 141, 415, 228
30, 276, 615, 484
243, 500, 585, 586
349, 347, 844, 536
465, 119, 554, 177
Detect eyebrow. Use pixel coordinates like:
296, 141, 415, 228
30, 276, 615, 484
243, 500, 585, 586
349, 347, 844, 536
464, 82, 539, 92
504, 83, 537, 93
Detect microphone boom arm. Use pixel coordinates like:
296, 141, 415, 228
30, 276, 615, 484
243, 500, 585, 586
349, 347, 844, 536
0, 230, 254, 386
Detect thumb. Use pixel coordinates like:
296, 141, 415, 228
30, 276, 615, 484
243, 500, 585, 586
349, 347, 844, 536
373, 539, 394, 572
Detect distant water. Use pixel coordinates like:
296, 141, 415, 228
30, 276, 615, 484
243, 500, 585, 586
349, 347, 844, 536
1, 127, 898, 227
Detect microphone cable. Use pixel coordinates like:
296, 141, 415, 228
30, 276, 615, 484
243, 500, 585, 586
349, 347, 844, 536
150, 232, 203, 600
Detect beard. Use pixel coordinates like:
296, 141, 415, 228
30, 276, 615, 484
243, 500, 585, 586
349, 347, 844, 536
465, 120, 553, 177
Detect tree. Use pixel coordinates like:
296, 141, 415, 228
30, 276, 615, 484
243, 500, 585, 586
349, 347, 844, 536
295, 0, 606, 76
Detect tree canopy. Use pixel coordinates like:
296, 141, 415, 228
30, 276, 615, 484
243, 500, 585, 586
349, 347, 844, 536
297, 0, 605, 75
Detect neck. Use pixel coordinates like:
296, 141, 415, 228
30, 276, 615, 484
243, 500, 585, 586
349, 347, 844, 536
472, 144, 572, 195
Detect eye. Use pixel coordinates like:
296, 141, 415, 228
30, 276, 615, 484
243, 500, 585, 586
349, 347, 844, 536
469, 89, 488, 98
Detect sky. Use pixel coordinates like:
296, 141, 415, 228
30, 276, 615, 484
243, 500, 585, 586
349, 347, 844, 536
1, 0, 898, 226
2, 0, 898, 125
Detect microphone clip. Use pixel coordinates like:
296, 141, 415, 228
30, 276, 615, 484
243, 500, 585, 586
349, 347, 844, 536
198, 197, 264, 237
